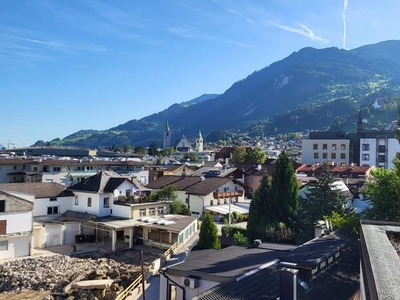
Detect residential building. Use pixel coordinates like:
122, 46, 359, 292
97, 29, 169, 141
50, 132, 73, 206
160, 228, 359, 300
302, 111, 400, 168
0, 157, 149, 186
301, 132, 350, 166
67, 171, 150, 217
0, 190, 34, 260
162, 165, 196, 176
0, 182, 74, 217
145, 176, 245, 218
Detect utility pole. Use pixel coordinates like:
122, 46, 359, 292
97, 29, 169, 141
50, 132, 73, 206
139, 250, 146, 300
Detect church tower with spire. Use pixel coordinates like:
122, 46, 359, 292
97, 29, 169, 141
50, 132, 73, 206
357, 110, 363, 133
195, 130, 204, 152
163, 121, 171, 149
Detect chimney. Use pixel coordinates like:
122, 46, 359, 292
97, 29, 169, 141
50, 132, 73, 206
314, 222, 327, 238
280, 267, 298, 300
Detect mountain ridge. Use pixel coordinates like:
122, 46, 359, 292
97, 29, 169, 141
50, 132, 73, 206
35, 40, 400, 148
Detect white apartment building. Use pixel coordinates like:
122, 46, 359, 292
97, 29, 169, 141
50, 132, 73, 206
359, 136, 400, 169
302, 139, 350, 166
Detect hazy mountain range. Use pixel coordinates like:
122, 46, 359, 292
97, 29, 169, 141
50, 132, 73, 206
35, 40, 400, 148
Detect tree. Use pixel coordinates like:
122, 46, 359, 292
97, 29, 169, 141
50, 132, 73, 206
365, 167, 400, 221
247, 172, 272, 241
233, 231, 248, 246
298, 163, 355, 240
156, 185, 178, 201
198, 212, 221, 250
246, 147, 267, 164
170, 199, 191, 216
269, 150, 298, 224
231, 146, 247, 164
183, 152, 197, 161
148, 142, 159, 156
134, 145, 146, 155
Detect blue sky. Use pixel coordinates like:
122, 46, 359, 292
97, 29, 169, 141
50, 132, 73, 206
1, 0, 400, 147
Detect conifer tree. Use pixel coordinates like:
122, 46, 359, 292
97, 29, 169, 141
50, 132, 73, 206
247, 172, 272, 241
198, 212, 221, 250
269, 150, 299, 224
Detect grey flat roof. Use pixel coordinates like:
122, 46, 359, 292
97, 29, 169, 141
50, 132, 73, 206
167, 246, 280, 280
361, 221, 400, 299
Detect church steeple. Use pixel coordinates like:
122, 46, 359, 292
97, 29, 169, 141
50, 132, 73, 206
163, 121, 171, 149
357, 110, 363, 133
196, 130, 204, 152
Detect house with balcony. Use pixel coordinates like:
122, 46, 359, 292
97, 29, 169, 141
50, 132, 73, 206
66, 170, 150, 217
0, 190, 34, 260
145, 176, 245, 218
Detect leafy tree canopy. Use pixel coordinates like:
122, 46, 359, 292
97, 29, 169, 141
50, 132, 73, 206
246, 147, 267, 164
231, 146, 247, 164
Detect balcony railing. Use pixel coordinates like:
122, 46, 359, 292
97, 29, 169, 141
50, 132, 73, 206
213, 190, 243, 199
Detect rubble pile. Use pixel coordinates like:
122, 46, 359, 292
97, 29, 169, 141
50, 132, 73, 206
0, 255, 146, 299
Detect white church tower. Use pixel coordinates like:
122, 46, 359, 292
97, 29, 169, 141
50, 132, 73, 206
163, 121, 171, 149
196, 130, 204, 152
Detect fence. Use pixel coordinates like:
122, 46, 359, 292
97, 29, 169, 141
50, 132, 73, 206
115, 241, 179, 300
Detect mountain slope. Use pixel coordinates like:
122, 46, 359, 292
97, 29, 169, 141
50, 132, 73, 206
38, 40, 400, 148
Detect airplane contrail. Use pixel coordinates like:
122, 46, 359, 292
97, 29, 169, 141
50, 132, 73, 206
343, 0, 349, 49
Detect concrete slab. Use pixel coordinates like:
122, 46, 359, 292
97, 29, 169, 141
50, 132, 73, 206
73, 279, 114, 290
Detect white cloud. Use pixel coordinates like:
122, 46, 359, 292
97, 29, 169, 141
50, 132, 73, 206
167, 26, 251, 47
272, 22, 329, 43
227, 8, 255, 24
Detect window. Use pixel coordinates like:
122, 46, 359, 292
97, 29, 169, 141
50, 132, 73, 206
158, 207, 164, 215
47, 206, 59, 215
87, 197, 92, 207
53, 167, 61, 172
247, 178, 253, 184
0, 220, 6, 234
149, 208, 155, 216
185, 196, 189, 204
314, 153, 319, 159
313, 144, 318, 150
210, 200, 214, 206
224, 187, 229, 192
74, 197, 79, 205
0, 241, 8, 251
322, 144, 327, 150
362, 143, 370, 151
33, 167, 38, 171
362, 154, 370, 160
103, 197, 110, 208
13, 166, 17, 170
139, 209, 146, 216
378, 145, 386, 152
0, 200, 5, 212
50, 197, 57, 202
126, 189, 131, 197
340, 153, 346, 159
341, 144, 346, 150
331, 153, 336, 159
332, 144, 337, 150
322, 153, 328, 159
378, 155, 386, 163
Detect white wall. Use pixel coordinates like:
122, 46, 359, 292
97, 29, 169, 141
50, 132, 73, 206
0, 235, 31, 260
33, 196, 74, 216
73, 192, 102, 216
302, 139, 350, 165
1, 211, 32, 233
112, 203, 132, 219
159, 273, 220, 300
360, 138, 400, 169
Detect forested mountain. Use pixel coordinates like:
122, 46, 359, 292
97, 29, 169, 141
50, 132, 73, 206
36, 40, 400, 148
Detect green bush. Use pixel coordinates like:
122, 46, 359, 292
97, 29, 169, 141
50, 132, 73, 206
264, 222, 297, 243
233, 231, 249, 246
221, 225, 247, 237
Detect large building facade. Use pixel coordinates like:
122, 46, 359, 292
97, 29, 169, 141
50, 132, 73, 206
302, 111, 400, 168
